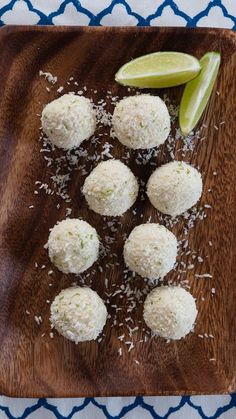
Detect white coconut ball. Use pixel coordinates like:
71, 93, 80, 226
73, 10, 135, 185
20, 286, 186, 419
50, 287, 107, 343
123, 223, 177, 279
47, 219, 99, 274
112, 94, 170, 149
147, 161, 203, 217
144, 286, 197, 340
41, 94, 96, 149
82, 159, 139, 216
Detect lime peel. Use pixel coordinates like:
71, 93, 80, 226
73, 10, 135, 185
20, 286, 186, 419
179, 52, 221, 135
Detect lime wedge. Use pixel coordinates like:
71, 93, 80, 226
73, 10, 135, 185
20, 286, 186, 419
179, 52, 221, 135
115, 52, 201, 88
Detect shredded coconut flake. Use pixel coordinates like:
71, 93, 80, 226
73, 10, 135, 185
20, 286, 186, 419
39, 70, 57, 85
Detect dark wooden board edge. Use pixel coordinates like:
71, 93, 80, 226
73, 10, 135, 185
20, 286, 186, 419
0, 25, 235, 398
0, 25, 236, 38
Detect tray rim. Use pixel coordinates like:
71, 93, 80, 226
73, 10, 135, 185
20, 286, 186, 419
0, 25, 235, 398
0, 24, 236, 37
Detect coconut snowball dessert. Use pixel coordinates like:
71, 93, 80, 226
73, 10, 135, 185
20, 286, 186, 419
50, 287, 107, 343
123, 223, 178, 279
82, 159, 139, 216
41, 94, 96, 149
112, 94, 170, 149
47, 219, 99, 274
144, 286, 197, 340
147, 161, 203, 217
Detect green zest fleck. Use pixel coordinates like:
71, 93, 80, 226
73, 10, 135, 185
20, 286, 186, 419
100, 188, 114, 197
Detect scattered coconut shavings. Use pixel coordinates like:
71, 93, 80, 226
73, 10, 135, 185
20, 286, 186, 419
34, 315, 42, 325
118, 348, 123, 356
118, 334, 124, 342
66, 208, 72, 217
35, 80, 217, 354
100, 142, 113, 158
125, 341, 134, 352
195, 274, 213, 278
198, 333, 215, 339
39, 70, 57, 85
162, 95, 203, 159
135, 146, 161, 166
95, 102, 113, 127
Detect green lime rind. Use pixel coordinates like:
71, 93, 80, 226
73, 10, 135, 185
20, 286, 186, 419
179, 52, 221, 135
115, 51, 201, 88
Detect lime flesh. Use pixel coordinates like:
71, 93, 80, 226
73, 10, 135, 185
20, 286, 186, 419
115, 51, 201, 88
179, 52, 221, 135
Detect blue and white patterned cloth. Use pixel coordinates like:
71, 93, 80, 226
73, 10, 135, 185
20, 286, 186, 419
0, 0, 235, 27
0, 1, 235, 418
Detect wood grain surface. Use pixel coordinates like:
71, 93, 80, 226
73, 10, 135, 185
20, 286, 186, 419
0, 26, 235, 398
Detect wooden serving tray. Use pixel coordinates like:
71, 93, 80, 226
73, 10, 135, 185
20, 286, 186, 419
0, 26, 235, 398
